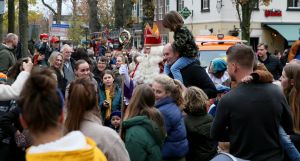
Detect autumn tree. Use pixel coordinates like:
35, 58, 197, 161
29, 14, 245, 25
114, 0, 123, 28
87, 0, 100, 32
0, 15, 3, 40
41, 0, 63, 24
7, 0, 15, 33
233, 0, 271, 44
68, 0, 84, 44
142, 0, 155, 27
19, 0, 29, 57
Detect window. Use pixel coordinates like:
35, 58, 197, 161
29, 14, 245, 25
165, 0, 170, 13
139, 0, 143, 22
177, 0, 184, 12
288, 0, 300, 9
158, 0, 164, 20
132, 4, 137, 16
253, 0, 259, 10
201, 0, 210, 12
154, 7, 157, 21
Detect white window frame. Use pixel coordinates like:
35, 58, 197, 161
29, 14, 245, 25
158, 0, 163, 20
288, 0, 300, 8
165, 0, 170, 13
203, 0, 209, 9
177, 0, 184, 11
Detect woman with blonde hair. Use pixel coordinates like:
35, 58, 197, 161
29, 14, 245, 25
48, 51, 67, 94
65, 77, 130, 161
152, 74, 188, 161
18, 68, 107, 161
121, 84, 166, 161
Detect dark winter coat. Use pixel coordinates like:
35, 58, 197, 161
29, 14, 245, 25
211, 83, 293, 161
169, 62, 217, 99
0, 107, 26, 161
173, 26, 198, 58
51, 67, 67, 95
184, 113, 217, 161
122, 116, 164, 161
37, 42, 51, 61
155, 97, 189, 159
93, 69, 105, 86
0, 44, 16, 73
259, 52, 283, 80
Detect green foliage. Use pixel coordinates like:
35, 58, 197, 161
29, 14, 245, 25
233, 0, 271, 43
68, 16, 85, 44
2, 10, 44, 33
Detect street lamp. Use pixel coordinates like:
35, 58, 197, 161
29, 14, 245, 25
80, 24, 89, 49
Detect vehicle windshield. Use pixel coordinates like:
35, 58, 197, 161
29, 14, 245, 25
198, 50, 227, 67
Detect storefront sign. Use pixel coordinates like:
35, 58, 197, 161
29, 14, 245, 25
265, 9, 282, 17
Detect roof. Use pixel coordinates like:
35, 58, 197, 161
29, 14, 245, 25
195, 35, 244, 51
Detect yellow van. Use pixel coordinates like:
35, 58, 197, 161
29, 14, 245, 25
195, 34, 246, 67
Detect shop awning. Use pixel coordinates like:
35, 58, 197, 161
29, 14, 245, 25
264, 23, 300, 45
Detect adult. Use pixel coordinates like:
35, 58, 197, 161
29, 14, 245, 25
163, 43, 217, 99
152, 75, 189, 161
211, 44, 293, 160
280, 63, 300, 151
48, 51, 67, 95
0, 59, 32, 101
61, 44, 76, 84
257, 43, 283, 80
113, 54, 128, 86
93, 56, 108, 85
99, 70, 122, 126
207, 58, 230, 87
65, 59, 98, 108
0, 33, 18, 73
288, 38, 300, 62
50, 36, 60, 52
18, 68, 107, 161
121, 84, 166, 161
133, 23, 164, 85
65, 78, 130, 161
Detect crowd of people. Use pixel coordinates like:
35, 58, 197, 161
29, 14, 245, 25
0, 10, 300, 161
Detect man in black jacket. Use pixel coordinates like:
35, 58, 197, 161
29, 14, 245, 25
211, 44, 293, 161
163, 43, 217, 98
257, 43, 283, 80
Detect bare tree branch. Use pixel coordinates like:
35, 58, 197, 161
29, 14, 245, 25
41, 0, 57, 15
235, 0, 242, 23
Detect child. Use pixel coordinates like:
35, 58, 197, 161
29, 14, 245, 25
33, 33, 51, 66
163, 11, 199, 83
183, 86, 217, 161
110, 111, 121, 133
207, 58, 230, 87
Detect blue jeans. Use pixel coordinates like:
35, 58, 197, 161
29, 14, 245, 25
164, 57, 196, 83
279, 126, 300, 161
